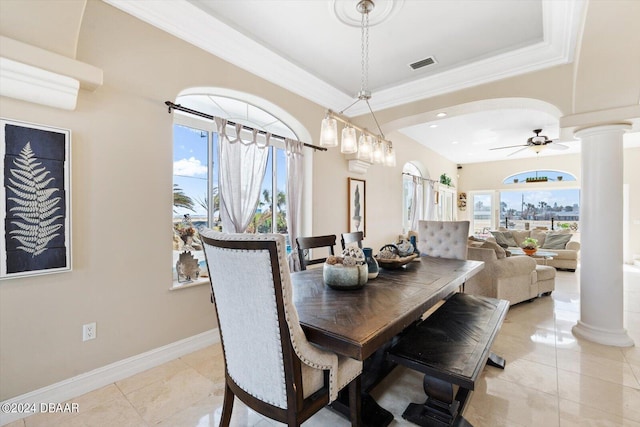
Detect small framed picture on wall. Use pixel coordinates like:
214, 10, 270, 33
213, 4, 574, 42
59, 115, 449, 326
348, 177, 366, 237
1, 118, 72, 279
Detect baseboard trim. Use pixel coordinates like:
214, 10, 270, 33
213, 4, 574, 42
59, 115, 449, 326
0, 329, 219, 426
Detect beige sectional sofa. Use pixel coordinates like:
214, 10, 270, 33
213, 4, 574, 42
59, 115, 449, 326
490, 229, 580, 271
398, 229, 559, 306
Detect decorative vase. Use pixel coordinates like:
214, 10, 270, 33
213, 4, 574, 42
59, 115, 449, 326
397, 240, 415, 257
323, 263, 368, 290
410, 235, 420, 254
363, 247, 379, 279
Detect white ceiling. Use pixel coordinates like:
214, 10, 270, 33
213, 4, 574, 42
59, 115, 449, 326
107, 0, 639, 164
186, 0, 544, 97
399, 109, 578, 163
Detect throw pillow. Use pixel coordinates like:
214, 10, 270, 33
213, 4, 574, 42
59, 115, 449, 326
511, 230, 530, 247
491, 231, 517, 248
481, 241, 507, 259
542, 233, 572, 249
530, 229, 547, 248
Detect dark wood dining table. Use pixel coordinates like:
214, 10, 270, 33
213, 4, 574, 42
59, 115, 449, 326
290, 255, 484, 426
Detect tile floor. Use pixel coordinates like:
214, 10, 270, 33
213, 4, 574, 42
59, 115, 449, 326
8, 265, 640, 427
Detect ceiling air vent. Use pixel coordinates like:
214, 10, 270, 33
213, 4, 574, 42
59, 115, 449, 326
409, 56, 437, 70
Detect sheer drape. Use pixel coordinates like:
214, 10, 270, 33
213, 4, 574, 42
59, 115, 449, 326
424, 180, 437, 221
285, 138, 304, 271
216, 118, 270, 233
409, 176, 423, 231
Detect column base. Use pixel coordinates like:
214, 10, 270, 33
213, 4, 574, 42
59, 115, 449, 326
572, 320, 634, 347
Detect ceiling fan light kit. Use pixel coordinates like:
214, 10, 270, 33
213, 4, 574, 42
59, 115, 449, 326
490, 128, 570, 157
319, 0, 396, 168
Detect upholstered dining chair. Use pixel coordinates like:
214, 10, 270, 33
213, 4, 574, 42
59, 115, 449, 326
340, 231, 364, 250
296, 234, 337, 270
417, 220, 470, 261
200, 231, 362, 427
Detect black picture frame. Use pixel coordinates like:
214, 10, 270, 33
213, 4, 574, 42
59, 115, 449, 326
348, 177, 366, 237
1, 119, 71, 279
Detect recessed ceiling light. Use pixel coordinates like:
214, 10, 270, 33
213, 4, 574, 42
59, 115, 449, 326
451, 141, 458, 144
436, 112, 447, 118
429, 124, 438, 128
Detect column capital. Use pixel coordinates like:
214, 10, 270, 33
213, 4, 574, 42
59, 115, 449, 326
574, 123, 631, 138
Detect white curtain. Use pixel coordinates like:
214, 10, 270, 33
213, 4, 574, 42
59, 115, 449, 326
285, 138, 304, 271
424, 180, 437, 221
409, 176, 423, 232
216, 118, 270, 233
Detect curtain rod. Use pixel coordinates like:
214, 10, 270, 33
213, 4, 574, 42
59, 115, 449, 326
402, 172, 438, 183
165, 101, 327, 152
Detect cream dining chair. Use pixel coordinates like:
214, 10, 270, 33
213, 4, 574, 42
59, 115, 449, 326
200, 230, 362, 427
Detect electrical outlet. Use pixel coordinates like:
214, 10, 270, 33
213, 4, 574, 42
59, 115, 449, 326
82, 322, 96, 341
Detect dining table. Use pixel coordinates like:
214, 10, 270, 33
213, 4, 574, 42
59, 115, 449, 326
291, 255, 484, 427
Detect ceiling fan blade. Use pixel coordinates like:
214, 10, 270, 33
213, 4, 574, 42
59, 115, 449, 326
507, 146, 530, 157
490, 144, 527, 151
546, 143, 569, 150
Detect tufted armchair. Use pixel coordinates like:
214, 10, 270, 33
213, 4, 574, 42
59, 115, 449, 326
417, 220, 470, 260
200, 230, 362, 426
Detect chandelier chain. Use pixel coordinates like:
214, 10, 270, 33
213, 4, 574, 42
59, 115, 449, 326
360, 8, 369, 94
320, 0, 396, 166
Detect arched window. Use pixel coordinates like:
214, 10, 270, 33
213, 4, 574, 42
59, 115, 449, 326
171, 90, 305, 287
503, 170, 576, 184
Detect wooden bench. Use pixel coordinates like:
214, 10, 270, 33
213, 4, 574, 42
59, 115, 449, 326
387, 292, 509, 427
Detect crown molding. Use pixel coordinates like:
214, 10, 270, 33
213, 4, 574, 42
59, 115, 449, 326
0, 36, 103, 110
103, 0, 352, 109
0, 57, 79, 110
352, 0, 587, 115
103, 0, 585, 116
0, 36, 103, 92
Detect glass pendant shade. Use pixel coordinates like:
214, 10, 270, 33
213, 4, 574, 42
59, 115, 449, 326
357, 134, 373, 162
320, 116, 338, 147
372, 140, 384, 164
384, 144, 396, 167
341, 126, 358, 154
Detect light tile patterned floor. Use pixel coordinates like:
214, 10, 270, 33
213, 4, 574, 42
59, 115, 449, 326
8, 265, 640, 427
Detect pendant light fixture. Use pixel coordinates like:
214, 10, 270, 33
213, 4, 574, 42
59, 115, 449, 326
319, 0, 396, 168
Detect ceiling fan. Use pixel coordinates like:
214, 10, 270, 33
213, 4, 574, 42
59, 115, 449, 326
491, 129, 569, 156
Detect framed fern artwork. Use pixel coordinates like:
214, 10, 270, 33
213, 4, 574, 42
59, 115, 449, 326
1, 119, 71, 279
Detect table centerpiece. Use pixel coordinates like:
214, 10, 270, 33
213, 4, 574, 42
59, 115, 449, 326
323, 247, 368, 290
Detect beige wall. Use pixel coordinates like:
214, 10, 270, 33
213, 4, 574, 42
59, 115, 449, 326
1, 0, 638, 401
457, 147, 640, 259
458, 153, 582, 193
0, 0, 457, 400
0, 0, 324, 400
312, 130, 457, 253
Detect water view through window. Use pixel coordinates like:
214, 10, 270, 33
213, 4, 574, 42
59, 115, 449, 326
500, 189, 580, 230
172, 124, 292, 274
471, 189, 581, 235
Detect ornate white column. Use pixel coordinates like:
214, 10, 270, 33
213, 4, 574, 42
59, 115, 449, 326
572, 123, 633, 347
